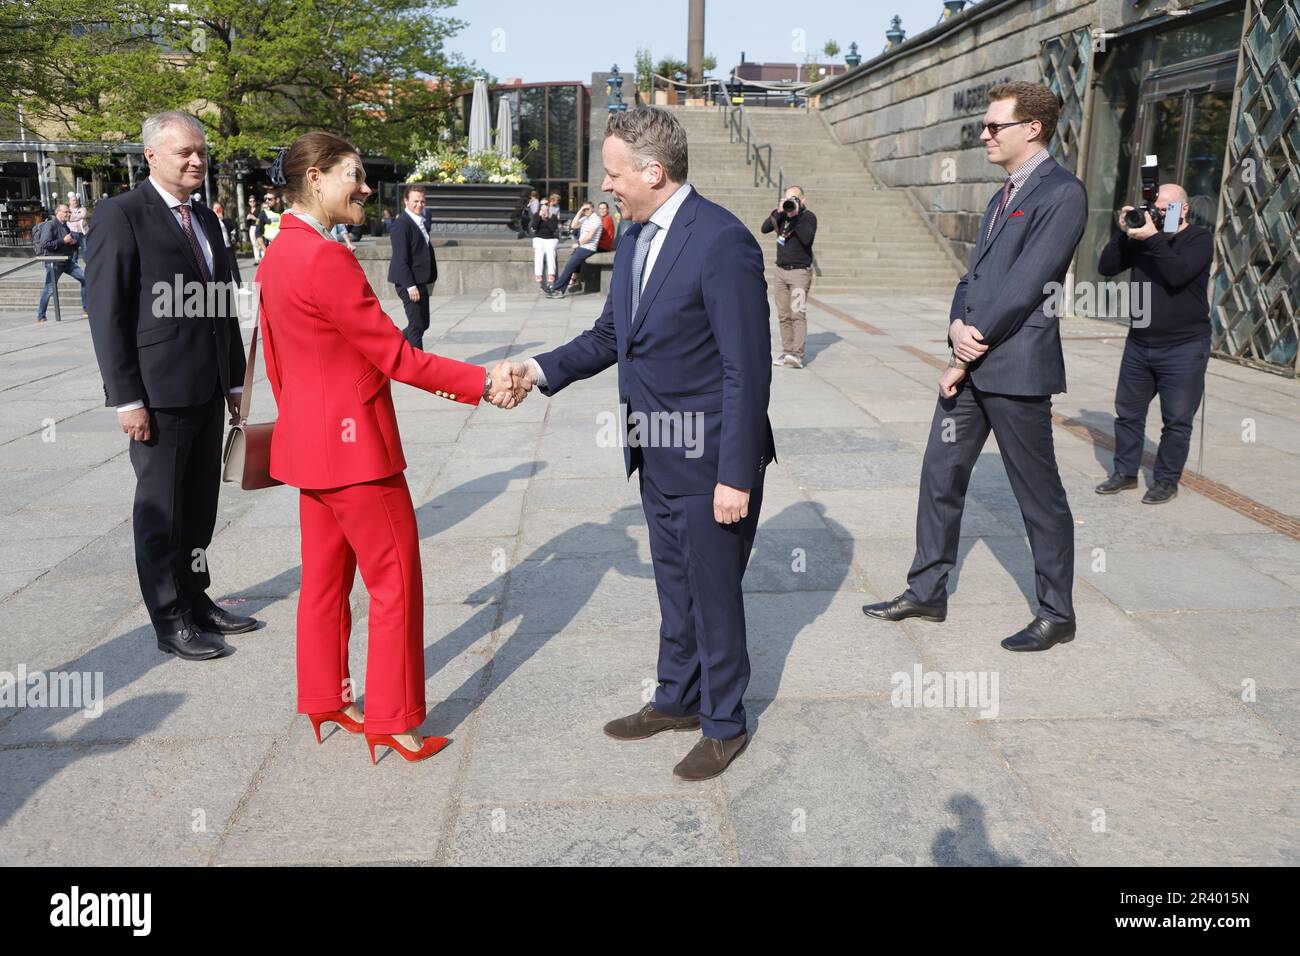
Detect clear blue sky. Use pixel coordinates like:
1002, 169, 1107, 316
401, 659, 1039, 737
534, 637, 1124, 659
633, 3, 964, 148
444, 0, 937, 84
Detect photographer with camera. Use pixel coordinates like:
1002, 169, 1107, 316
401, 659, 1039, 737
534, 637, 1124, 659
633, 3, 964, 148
1095, 181, 1213, 504
761, 185, 817, 369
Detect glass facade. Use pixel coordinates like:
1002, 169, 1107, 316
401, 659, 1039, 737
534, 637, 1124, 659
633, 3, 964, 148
455, 82, 590, 204
1211, 0, 1300, 374
1076, 10, 1242, 319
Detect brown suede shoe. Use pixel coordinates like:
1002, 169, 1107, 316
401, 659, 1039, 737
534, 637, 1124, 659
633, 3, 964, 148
603, 703, 701, 740
673, 732, 749, 781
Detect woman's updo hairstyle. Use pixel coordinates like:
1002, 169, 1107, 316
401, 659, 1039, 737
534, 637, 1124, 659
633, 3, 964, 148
277, 131, 359, 206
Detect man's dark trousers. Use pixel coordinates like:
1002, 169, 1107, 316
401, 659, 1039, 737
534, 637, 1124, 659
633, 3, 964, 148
905, 382, 1075, 624
1112, 336, 1210, 486
129, 383, 225, 632
640, 472, 764, 741
397, 284, 430, 350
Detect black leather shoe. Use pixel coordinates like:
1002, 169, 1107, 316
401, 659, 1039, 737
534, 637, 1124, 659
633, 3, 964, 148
863, 594, 947, 623
157, 625, 228, 660
673, 732, 748, 781
193, 603, 260, 635
1000, 617, 1076, 652
603, 703, 701, 740
1095, 473, 1138, 495
1142, 481, 1178, 504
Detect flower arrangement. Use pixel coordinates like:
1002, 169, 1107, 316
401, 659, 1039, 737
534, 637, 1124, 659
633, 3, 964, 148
406, 137, 538, 185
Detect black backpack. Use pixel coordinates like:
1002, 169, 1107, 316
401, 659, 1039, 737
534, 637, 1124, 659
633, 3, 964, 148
31, 220, 50, 254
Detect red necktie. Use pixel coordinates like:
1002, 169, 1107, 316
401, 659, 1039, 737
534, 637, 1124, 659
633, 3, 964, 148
178, 204, 213, 283
988, 177, 1013, 239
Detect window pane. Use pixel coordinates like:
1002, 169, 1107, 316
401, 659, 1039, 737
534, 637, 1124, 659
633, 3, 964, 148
1183, 90, 1233, 227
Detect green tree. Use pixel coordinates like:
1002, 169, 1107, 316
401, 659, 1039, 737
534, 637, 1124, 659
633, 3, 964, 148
634, 47, 653, 95
702, 53, 717, 72
823, 40, 841, 59
0, 0, 478, 166
654, 56, 687, 79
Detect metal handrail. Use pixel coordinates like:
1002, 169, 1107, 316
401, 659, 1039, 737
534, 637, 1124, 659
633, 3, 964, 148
0, 255, 75, 322
714, 102, 819, 277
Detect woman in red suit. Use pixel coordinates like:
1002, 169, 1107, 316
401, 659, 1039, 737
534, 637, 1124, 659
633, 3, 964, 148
255, 132, 522, 763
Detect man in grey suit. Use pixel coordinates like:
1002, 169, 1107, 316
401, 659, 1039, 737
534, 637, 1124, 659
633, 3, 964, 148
864, 81, 1087, 652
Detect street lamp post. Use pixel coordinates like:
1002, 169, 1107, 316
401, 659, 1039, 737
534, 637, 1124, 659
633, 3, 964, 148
607, 66, 627, 112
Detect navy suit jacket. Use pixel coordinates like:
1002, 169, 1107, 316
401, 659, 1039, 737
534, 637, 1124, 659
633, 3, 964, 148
535, 187, 776, 496
951, 155, 1087, 396
387, 212, 437, 288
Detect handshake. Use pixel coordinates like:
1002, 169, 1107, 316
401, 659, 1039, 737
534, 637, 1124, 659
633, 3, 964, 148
485, 359, 541, 409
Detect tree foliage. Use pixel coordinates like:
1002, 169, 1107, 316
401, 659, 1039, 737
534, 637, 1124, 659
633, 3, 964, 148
0, 0, 480, 164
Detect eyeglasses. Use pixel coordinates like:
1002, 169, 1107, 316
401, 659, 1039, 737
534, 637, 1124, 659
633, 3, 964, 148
983, 120, 1029, 137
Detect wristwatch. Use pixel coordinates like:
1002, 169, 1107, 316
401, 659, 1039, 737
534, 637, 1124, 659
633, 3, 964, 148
482, 371, 493, 400
947, 354, 969, 371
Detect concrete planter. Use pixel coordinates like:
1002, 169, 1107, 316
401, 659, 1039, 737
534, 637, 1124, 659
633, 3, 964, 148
408, 182, 530, 237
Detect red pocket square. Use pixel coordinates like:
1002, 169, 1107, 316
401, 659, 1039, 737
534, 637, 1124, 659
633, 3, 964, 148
1010, 210, 1025, 218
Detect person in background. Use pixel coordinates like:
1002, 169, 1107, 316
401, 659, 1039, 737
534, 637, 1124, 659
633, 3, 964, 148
387, 184, 437, 348
761, 185, 817, 369
245, 196, 261, 261
547, 203, 601, 298
547, 192, 561, 223
596, 200, 615, 252
255, 190, 283, 258
530, 201, 559, 290
210, 201, 241, 281
1094, 183, 1213, 505
331, 220, 357, 252
66, 192, 87, 267
380, 208, 393, 235
35, 203, 89, 323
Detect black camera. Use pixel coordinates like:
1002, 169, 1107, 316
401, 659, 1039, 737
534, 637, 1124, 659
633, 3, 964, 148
1124, 156, 1161, 229
782, 197, 800, 215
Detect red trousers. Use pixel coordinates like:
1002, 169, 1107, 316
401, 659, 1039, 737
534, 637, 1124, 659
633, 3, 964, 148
296, 473, 425, 734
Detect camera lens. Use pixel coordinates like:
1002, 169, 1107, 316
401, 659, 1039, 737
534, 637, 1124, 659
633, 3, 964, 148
782, 199, 797, 214
1124, 207, 1147, 229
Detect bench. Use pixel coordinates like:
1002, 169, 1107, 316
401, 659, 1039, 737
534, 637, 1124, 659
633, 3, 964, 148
577, 250, 616, 294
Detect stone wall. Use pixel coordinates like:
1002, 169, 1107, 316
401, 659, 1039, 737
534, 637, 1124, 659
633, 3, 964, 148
813, 0, 1147, 266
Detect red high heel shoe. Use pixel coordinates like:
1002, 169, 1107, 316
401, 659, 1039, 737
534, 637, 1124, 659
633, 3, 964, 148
308, 709, 364, 744
365, 732, 450, 764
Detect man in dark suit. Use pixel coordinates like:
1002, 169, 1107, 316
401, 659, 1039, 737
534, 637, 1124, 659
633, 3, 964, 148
864, 81, 1087, 652
387, 184, 437, 349
87, 110, 260, 661
505, 106, 775, 780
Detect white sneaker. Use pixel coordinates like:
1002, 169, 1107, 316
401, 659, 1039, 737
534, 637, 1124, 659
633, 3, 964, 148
773, 353, 790, 367
786, 355, 804, 369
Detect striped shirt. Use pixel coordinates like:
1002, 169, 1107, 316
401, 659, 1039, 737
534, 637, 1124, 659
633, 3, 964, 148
987, 147, 1050, 239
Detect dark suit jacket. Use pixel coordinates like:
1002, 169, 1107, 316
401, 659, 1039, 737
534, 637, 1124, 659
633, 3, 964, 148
951, 155, 1087, 396
386, 212, 437, 288
535, 187, 776, 495
87, 181, 245, 408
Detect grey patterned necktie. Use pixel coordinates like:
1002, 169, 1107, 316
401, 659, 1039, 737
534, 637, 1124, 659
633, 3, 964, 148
630, 220, 661, 318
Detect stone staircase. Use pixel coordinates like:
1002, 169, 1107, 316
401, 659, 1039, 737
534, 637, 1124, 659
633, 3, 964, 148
0, 272, 86, 319
671, 105, 959, 294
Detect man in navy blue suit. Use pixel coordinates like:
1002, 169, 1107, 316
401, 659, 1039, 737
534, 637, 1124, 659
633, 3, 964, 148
387, 184, 437, 349
503, 106, 776, 781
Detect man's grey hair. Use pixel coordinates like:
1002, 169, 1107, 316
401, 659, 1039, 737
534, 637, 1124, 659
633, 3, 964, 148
142, 111, 206, 149
605, 107, 689, 183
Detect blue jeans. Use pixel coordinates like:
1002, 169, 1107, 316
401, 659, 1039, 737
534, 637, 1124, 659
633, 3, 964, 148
1112, 336, 1211, 485
38, 260, 88, 320
552, 247, 596, 291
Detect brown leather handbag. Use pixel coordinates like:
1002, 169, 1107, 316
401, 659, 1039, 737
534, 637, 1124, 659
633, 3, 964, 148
221, 319, 282, 490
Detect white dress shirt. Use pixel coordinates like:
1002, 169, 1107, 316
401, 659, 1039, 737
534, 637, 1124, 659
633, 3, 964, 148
117, 178, 235, 413
527, 182, 694, 388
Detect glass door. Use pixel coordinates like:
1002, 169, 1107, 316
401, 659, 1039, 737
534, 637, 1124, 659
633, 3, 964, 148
1132, 56, 1237, 228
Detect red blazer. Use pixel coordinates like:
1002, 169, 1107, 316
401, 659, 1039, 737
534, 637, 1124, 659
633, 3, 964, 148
255, 213, 485, 489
